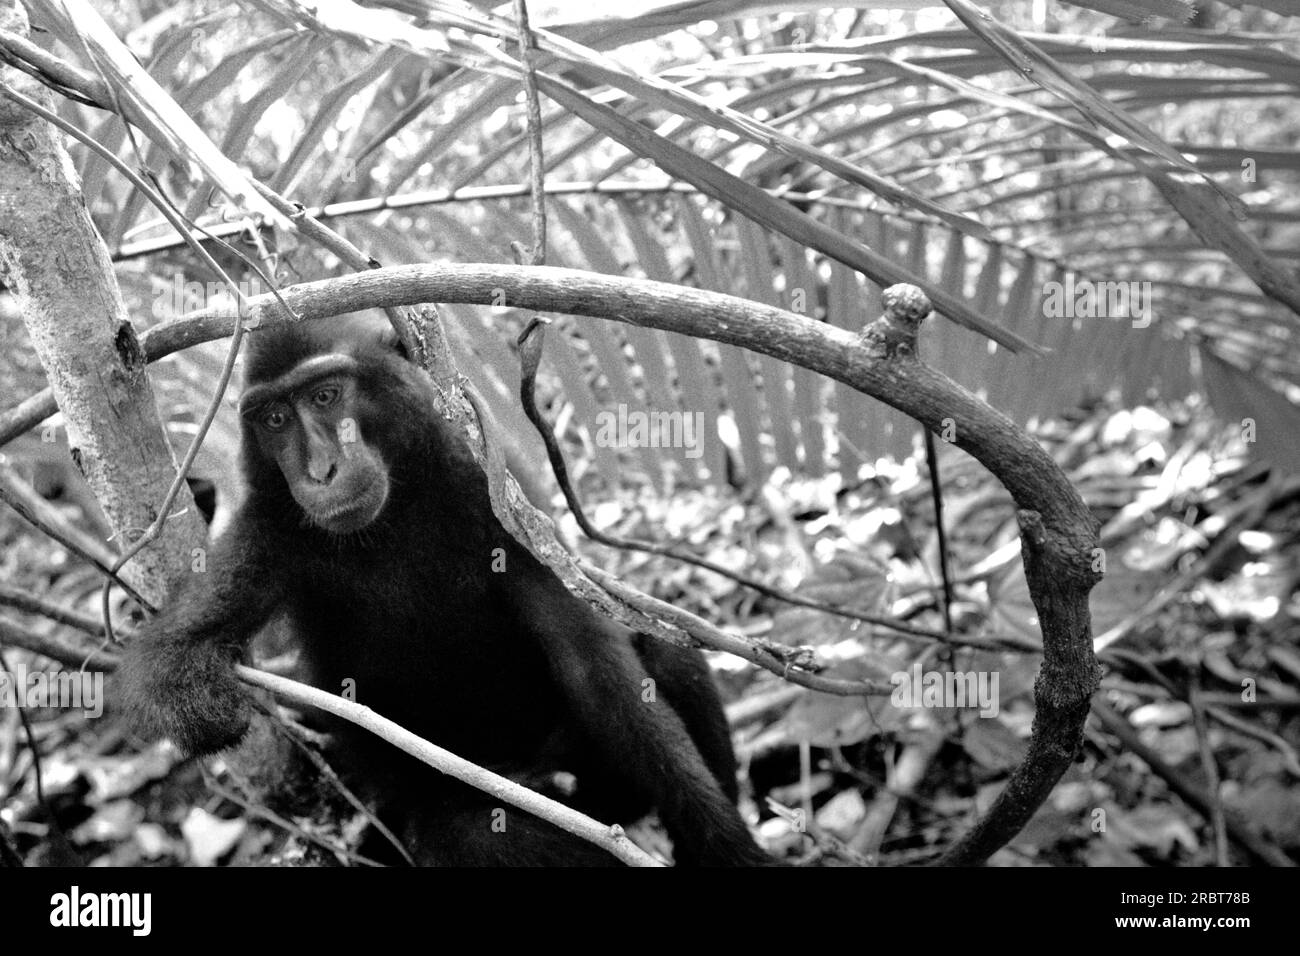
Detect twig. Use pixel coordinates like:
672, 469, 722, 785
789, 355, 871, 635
1188, 678, 1229, 865
1090, 698, 1292, 867
200, 764, 386, 868
578, 558, 893, 697
1101, 650, 1300, 769
0, 465, 149, 611
251, 181, 439, 372
1204, 705, 1300, 779
257, 700, 416, 866
0, 648, 46, 807
765, 798, 870, 866
0, 617, 118, 671
517, 318, 952, 643
236, 665, 662, 867
0, 583, 104, 636
923, 431, 955, 635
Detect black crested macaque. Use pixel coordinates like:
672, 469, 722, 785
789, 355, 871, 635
119, 315, 771, 866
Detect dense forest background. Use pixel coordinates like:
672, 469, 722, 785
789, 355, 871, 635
0, 0, 1297, 866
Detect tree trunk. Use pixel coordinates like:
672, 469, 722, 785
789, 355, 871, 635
0, 0, 202, 605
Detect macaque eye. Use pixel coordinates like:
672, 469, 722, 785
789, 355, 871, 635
262, 408, 289, 431
311, 386, 340, 408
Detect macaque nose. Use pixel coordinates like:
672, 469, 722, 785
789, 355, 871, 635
308, 459, 337, 484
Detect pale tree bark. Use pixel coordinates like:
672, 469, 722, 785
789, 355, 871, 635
0, 0, 201, 605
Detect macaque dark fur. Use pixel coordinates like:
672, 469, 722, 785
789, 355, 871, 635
119, 316, 770, 866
